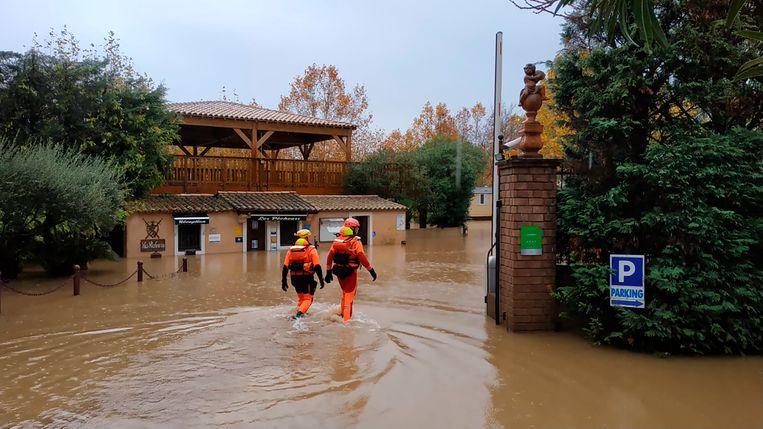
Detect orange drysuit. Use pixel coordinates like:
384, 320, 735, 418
282, 243, 324, 316
325, 235, 376, 321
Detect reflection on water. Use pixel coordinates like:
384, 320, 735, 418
1, 221, 761, 428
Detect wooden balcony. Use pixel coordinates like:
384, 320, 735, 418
153, 156, 348, 195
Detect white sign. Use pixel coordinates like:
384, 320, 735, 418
208, 234, 221, 243
319, 218, 344, 242
610, 254, 645, 308
396, 214, 406, 231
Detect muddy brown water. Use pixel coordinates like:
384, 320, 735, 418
1, 221, 761, 428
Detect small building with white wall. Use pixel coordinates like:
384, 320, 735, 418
469, 186, 492, 220
124, 192, 406, 258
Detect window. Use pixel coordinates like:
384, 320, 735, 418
478, 194, 486, 205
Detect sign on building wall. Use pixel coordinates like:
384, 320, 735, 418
319, 218, 344, 242
140, 239, 166, 252
250, 214, 306, 221
520, 226, 542, 256
141, 218, 165, 253
396, 214, 406, 231
208, 234, 221, 243
610, 254, 645, 308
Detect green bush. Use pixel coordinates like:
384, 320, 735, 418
0, 139, 126, 277
555, 129, 763, 354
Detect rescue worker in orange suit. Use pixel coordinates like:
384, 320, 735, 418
324, 218, 377, 321
282, 237, 324, 318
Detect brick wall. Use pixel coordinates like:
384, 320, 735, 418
497, 158, 560, 331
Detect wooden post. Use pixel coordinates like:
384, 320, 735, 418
73, 265, 81, 296
182, 257, 188, 272
137, 261, 144, 283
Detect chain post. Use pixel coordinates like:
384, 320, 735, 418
73, 265, 81, 296
182, 257, 188, 273
137, 261, 143, 283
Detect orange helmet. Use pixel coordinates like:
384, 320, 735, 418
344, 217, 360, 228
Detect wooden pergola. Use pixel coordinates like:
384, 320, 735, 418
154, 101, 356, 195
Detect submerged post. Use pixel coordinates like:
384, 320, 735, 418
137, 261, 143, 283
182, 257, 188, 272
73, 265, 81, 296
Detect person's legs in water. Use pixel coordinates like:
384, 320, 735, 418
293, 278, 311, 317
337, 270, 358, 321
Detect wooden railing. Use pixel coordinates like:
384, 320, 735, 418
156, 156, 348, 194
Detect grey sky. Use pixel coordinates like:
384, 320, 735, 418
0, 0, 564, 133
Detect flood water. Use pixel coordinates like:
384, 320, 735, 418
1, 221, 761, 428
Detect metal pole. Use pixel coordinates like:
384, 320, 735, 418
495, 199, 502, 325
137, 261, 143, 283
491, 31, 503, 243
73, 265, 81, 296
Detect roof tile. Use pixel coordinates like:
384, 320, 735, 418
128, 195, 232, 213
167, 101, 356, 129
218, 191, 318, 213
301, 195, 407, 211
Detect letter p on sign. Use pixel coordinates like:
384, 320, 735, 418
618, 261, 636, 283
610, 255, 645, 288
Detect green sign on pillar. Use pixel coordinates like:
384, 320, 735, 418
520, 226, 543, 256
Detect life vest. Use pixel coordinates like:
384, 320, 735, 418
287, 245, 314, 276
331, 236, 360, 278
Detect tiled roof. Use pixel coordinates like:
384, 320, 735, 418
301, 195, 408, 211
218, 191, 318, 213
128, 195, 232, 213
167, 101, 356, 129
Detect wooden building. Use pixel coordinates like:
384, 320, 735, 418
123, 101, 407, 257
156, 101, 355, 195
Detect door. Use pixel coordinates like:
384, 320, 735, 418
178, 224, 201, 252
280, 220, 298, 246
248, 219, 266, 251
355, 216, 370, 244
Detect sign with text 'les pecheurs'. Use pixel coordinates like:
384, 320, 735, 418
610, 254, 645, 308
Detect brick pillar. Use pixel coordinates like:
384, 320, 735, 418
497, 158, 559, 331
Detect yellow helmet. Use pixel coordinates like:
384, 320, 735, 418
340, 226, 354, 237
294, 229, 312, 238
294, 238, 309, 246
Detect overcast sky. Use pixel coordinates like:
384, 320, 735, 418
0, 0, 564, 132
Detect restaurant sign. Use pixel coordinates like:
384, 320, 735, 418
250, 213, 307, 221
140, 239, 166, 252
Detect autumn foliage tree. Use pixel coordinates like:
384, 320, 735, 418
278, 64, 382, 160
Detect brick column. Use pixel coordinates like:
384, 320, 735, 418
497, 158, 559, 331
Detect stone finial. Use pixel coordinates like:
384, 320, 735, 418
518, 63, 548, 157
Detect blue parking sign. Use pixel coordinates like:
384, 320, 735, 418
610, 254, 645, 308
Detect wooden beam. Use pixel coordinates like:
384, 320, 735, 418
305, 143, 314, 159
234, 128, 254, 149
198, 146, 212, 157
256, 131, 274, 150
346, 134, 352, 161
193, 146, 198, 156
257, 121, 353, 136
178, 145, 192, 157
182, 115, 353, 137
298, 145, 307, 159
332, 135, 346, 152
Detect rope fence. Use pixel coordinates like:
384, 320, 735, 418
0, 258, 189, 313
